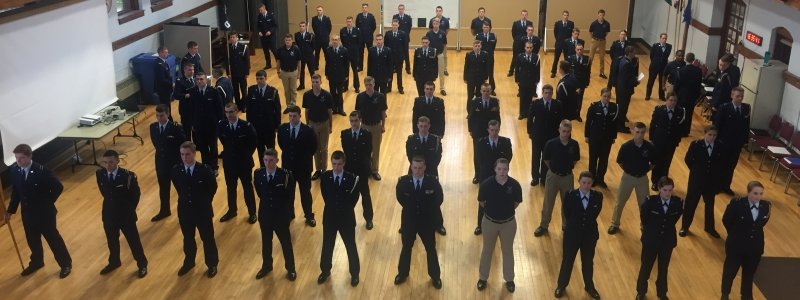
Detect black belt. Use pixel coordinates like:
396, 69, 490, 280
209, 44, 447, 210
363, 121, 380, 126
626, 172, 646, 178
485, 215, 514, 224
281, 68, 297, 72
551, 171, 571, 176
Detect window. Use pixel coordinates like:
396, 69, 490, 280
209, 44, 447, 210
723, 0, 746, 60
150, 0, 173, 13
116, 0, 138, 14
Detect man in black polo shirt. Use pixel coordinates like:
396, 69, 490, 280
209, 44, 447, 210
355, 76, 388, 181
588, 9, 611, 79
535, 120, 580, 237
608, 122, 656, 234
303, 74, 334, 180
426, 19, 448, 96
276, 34, 302, 110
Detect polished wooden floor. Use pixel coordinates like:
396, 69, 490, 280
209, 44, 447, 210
1, 47, 799, 300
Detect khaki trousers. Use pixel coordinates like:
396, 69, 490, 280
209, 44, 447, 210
308, 120, 330, 172
437, 54, 446, 90
541, 170, 574, 229
479, 217, 517, 281
610, 172, 650, 227
362, 123, 383, 174
589, 39, 607, 74
279, 70, 298, 107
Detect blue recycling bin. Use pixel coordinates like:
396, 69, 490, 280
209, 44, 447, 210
130, 53, 177, 104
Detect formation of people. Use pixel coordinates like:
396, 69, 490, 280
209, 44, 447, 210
4, 3, 769, 300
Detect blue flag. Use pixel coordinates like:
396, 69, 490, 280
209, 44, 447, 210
683, 0, 693, 23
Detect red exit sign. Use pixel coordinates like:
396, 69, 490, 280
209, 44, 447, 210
745, 31, 763, 46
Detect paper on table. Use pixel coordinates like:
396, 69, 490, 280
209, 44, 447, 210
637, 73, 645, 82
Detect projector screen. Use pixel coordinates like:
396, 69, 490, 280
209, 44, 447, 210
0, 0, 117, 166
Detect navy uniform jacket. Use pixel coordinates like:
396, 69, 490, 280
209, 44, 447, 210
475, 32, 497, 56
215, 76, 234, 103
553, 20, 575, 49
228, 42, 249, 77
320, 170, 360, 227
181, 53, 204, 74
217, 118, 257, 169
171, 163, 217, 219
562, 189, 603, 240
189, 86, 224, 132
511, 19, 531, 41
155, 58, 173, 94
173, 76, 195, 119
470, 17, 491, 36
468, 97, 501, 138
150, 121, 186, 166
557, 74, 580, 106
615, 56, 640, 95
277, 123, 318, 175
723, 197, 771, 254
711, 66, 741, 108
311, 15, 333, 48
396, 174, 444, 230
8, 162, 63, 215
567, 54, 591, 88
367, 46, 394, 81
684, 138, 725, 190
640, 195, 683, 248
584, 101, 619, 142
392, 14, 413, 33
713, 102, 751, 147
514, 52, 541, 86
355, 13, 376, 43
405, 133, 443, 172
649, 43, 672, 72
527, 99, 564, 141
256, 11, 277, 37
254, 167, 295, 223
649, 105, 686, 146
412, 96, 446, 137
476, 136, 513, 180
673, 64, 704, 106
413, 47, 438, 82
562, 37, 585, 57
515, 35, 542, 55
246, 84, 281, 135
463, 50, 490, 85
609, 40, 629, 61
339, 27, 361, 60
294, 31, 315, 62
96, 167, 140, 223
324, 46, 351, 80
341, 128, 372, 176
384, 30, 409, 64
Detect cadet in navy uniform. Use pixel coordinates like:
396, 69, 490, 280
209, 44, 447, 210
246, 70, 281, 166
721, 181, 771, 300
394, 157, 444, 289
649, 94, 686, 191
412, 82, 446, 137
189, 72, 224, 173
173, 62, 195, 134
355, 3, 377, 71
384, 20, 409, 94
256, 4, 277, 69
6, 144, 72, 278
614, 46, 640, 133
277, 106, 318, 226
227, 32, 250, 105
476, 23, 498, 95
673, 53, 704, 136
340, 17, 362, 92
311, 6, 332, 67
324, 35, 350, 115
567, 43, 591, 121
294, 21, 315, 90
507, 10, 531, 76
172, 141, 219, 278
317, 151, 361, 287
470, 7, 491, 36
392, 4, 413, 74
212, 66, 234, 104
367, 34, 393, 94
713, 87, 750, 195
463, 40, 490, 113
516, 25, 542, 56
413, 37, 439, 97
646, 33, 672, 101
217, 103, 258, 224
426, 19, 448, 95
557, 61, 581, 121
253, 148, 298, 281
96, 150, 148, 278
551, 11, 575, 77
710, 53, 741, 112
341, 111, 375, 229
554, 171, 602, 299
681, 125, 725, 238
562, 28, 585, 63
181, 41, 203, 74
607, 30, 629, 90
528, 85, 564, 186
406, 116, 443, 178
474, 120, 513, 235
150, 105, 186, 221
584, 88, 618, 188
155, 46, 174, 105
535, 120, 581, 237
514, 41, 541, 120
636, 177, 682, 300
468, 84, 501, 184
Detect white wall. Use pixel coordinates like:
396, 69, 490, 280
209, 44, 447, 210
107, 0, 218, 84
631, 0, 671, 45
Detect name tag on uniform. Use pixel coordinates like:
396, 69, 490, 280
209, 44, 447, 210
425, 189, 434, 194
116, 184, 124, 188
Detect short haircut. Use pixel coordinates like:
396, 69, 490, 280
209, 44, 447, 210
194, 71, 206, 78
364, 76, 375, 84
316, 5, 323, 9
572, 28, 580, 33
286, 106, 301, 114
667, 92, 676, 99
720, 53, 735, 63
375, 33, 383, 38
157, 46, 168, 53
521, 9, 528, 13
284, 33, 293, 39
478, 7, 485, 11
657, 176, 674, 188
482, 22, 491, 28
13, 144, 33, 157
579, 171, 594, 181
299, 21, 306, 25
598, 9, 606, 14
732, 86, 745, 94
264, 148, 278, 158
494, 158, 509, 168
432, 18, 440, 24
488, 119, 500, 127
704, 124, 718, 133
600, 87, 611, 95
155, 104, 170, 114
259, 3, 265, 9
481, 82, 492, 89
362, 3, 368, 7
660, 33, 668, 38
559, 119, 572, 129
559, 60, 572, 73
103, 149, 120, 159
213, 65, 225, 77
686, 52, 696, 63
417, 116, 430, 124
747, 181, 764, 193
187, 41, 198, 48
473, 40, 482, 46
311, 74, 322, 81
256, 70, 267, 78
180, 141, 196, 152
182, 62, 195, 70
563, 10, 569, 14
424, 81, 435, 88
227, 31, 238, 38
421, 36, 430, 41
346, 16, 353, 21
633, 122, 647, 130
392, 19, 399, 24
436, 5, 442, 10
675, 50, 685, 56
224, 102, 238, 111
331, 150, 345, 161
411, 156, 426, 165
349, 111, 361, 119
542, 84, 554, 92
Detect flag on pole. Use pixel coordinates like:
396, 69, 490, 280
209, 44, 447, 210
683, 0, 693, 23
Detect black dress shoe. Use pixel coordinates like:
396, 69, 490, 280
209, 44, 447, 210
100, 263, 121, 275
177, 264, 195, 276
586, 287, 601, 299
472, 177, 479, 184
507, 71, 514, 77
432, 278, 443, 289
256, 267, 273, 279
399, 89, 405, 94
706, 229, 721, 239
490, 91, 496, 96
444, 71, 449, 76
607, 226, 619, 235
372, 173, 382, 180
477, 279, 487, 290
406, 69, 411, 75
658, 296, 669, 300
505, 281, 516, 293
679, 229, 688, 237
440, 90, 447, 96
287, 271, 297, 281
20, 264, 44, 276
338, 111, 347, 116
137, 266, 148, 278
576, 116, 583, 122
296, 86, 305, 91
248, 215, 258, 224
618, 127, 631, 133
636, 293, 646, 300
645, 97, 651, 101
317, 272, 330, 284
355, 88, 360, 93
600, 74, 608, 79
219, 212, 237, 222
350, 276, 360, 287
720, 188, 735, 195
59, 266, 72, 279
394, 274, 408, 285
597, 181, 608, 188
530, 179, 539, 186
651, 184, 658, 191
311, 170, 322, 180
306, 218, 317, 227
533, 226, 548, 237
437, 227, 447, 235
474, 227, 482, 235
554, 287, 565, 298
518, 115, 526, 120
150, 212, 171, 222
366, 221, 374, 230
206, 266, 218, 278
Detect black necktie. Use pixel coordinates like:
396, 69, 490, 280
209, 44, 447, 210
348, 29, 351, 35
483, 101, 487, 109
201, 88, 204, 96
422, 136, 426, 144
230, 124, 235, 131
427, 97, 431, 105
159, 125, 164, 134
394, 32, 397, 38
415, 180, 421, 190
292, 127, 297, 139
377, 48, 381, 55
335, 175, 341, 186
546, 101, 550, 111
21, 168, 27, 181
736, 107, 741, 115
186, 167, 191, 176
353, 131, 357, 140
491, 140, 496, 150
260, 87, 264, 97
668, 110, 673, 120
581, 196, 588, 209
751, 205, 758, 210
109, 173, 114, 182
